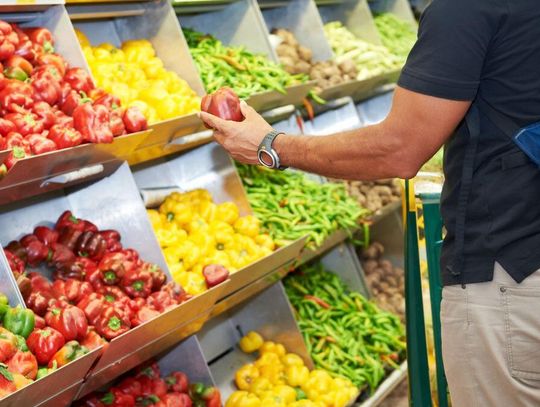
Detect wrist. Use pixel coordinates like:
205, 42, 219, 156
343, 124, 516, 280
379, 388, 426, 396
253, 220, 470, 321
272, 133, 290, 167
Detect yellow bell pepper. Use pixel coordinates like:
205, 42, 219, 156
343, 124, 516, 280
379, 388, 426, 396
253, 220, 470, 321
289, 401, 318, 407
226, 391, 260, 407
281, 353, 305, 368
258, 363, 285, 385
273, 385, 297, 403
235, 364, 260, 391
255, 234, 275, 251
147, 209, 162, 228
285, 365, 310, 388
75, 29, 91, 48
249, 377, 272, 395
259, 394, 286, 407
234, 215, 260, 238
175, 271, 206, 295
255, 352, 281, 368
216, 202, 240, 224
260, 341, 286, 357
239, 331, 264, 353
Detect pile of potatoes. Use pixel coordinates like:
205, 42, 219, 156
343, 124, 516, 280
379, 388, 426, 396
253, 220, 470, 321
342, 179, 401, 213
272, 28, 358, 93
361, 242, 405, 319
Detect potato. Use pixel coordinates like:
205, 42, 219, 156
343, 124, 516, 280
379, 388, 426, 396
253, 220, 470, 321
362, 246, 379, 261
329, 75, 342, 86
277, 44, 298, 60
295, 60, 311, 75
380, 260, 393, 274
338, 58, 356, 74
297, 45, 313, 62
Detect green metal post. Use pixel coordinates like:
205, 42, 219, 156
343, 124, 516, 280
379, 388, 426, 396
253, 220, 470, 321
419, 192, 448, 407
404, 180, 432, 406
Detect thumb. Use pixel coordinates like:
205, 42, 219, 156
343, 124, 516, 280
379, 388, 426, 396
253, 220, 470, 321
240, 100, 257, 119
199, 111, 230, 131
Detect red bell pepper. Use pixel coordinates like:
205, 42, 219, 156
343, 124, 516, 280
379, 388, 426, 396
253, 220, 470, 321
6, 350, 38, 380
4, 250, 25, 275
45, 304, 88, 341
160, 282, 190, 305
31, 65, 62, 105
0, 80, 33, 113
55, 210, 85, 232
26, 327, 65, 365
58, 227, 84, 251
21, 237, 50, 266
0, 21, 19, 61
82, 220, 99, 233
94, 305, 130, 340
202, 264, 229, 289
26, 291, 55, 317
54, 110, 74, 128
73, 103, 113, 144
80, 327, 106, 351
4, 55, 33, 76
98, 286, 128, 304
0, 328, 17, 363
138, 373, 167, 399
4, 145, 29, 169
48, 242, 77, 271
158, 393, 193, 407
116, 376, 143, 399
34, 315, 46, 329
0, 118, 15, 137
94, 93, 120, 110
5, 112, 44, 136
110, 109, 126, 137
131, 306, 160, 328
27, 133, 57, 155
12, 24, 36, 63
6, 240, 28, 262
36, 53, 66, 78
76, 393, 106, 407
0, 363, 16, 399
48, 340, 88, 368
76, 231, 107, 261
100, 388, 135, 407
48, 125, 83, 149
121, 268, 153, 299
52, 279, 93, 304
122, 106, 147, 133
98, 252, 135, 286
200, 87, 243, 127
28, 272, 53, 293
32, 101, 56, 129
165, 372, 189, 393
24, 27, 54, 53
146, 291, 176, 314
64, 68, 95, 94
99, 230, 123, 253
33, 225, 59, 246
77, 293, 105, 325
61, 89, 91, 116
200, 386, 220, 407
20, 233, 37, 246
142, 263, 167, 291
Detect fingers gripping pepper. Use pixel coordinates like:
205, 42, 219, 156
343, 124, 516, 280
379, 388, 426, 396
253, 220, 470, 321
3, 305, 35, 338
26, 327, 65, 365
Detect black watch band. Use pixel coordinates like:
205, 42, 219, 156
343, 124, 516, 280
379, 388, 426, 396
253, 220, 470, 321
257, 130, 288, 170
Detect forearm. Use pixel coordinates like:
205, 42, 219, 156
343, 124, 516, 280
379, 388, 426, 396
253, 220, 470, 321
274, 122, 416, 181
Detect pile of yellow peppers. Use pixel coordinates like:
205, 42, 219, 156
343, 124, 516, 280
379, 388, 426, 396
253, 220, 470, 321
227, 332, 358, 407
148, 190, 275, 295
76, 30, 200, 124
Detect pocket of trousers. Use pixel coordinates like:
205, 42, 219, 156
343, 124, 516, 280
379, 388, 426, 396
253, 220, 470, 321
502, 286, 540, 380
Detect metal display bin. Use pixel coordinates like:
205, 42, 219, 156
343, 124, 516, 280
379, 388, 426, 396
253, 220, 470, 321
0, 4, 151, 205
197, 282, 312, 400
67, 0, 210, 160
132, 142, 307, 300
368, 0, 417, 25
175, 0, 314, 112
317, 0, 400, 99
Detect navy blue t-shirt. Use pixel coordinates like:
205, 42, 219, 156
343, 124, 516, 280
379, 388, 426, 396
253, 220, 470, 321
398, 0, 540, 285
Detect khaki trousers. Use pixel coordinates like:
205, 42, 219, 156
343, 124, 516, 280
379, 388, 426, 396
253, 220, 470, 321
441, 263, 540, 407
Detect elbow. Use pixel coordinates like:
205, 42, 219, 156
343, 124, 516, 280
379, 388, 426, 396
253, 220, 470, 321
395, 162, 421, 180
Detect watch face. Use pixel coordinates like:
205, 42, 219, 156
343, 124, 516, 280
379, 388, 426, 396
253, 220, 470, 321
258, 149, 276, 168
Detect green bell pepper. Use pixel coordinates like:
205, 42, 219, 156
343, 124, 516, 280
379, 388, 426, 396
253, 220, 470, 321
0, 294, 9, 320
3, 305, 35, 339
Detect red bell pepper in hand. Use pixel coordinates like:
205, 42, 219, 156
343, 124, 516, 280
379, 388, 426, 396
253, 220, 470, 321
0, 80, 33, 113
45, 304, 88, 341
33, 226, 59, 246
202, 264, 229, 288
24, 27, 54, 53
77, 292, 105, 325
64, 68, 94, 94
165, 372, 189, 393
76, 231, 107, 261
52, 279, 93, 304
0, 118, 15, 137
5, 55, 33, 76
0, 328, 17, 363
31, 65, 62, 105
0, 363, 16, 399
26, 327, 65, 365
0, 21, 19, 60
48, 125, 83, 149
21, 237, 50, 266
36, 53, 66, 78
200, 87, 244, 128
27, 133, 57, 155
100, 388, 135, 407
55, 210, 85, 232
122, 106, 147, 133
94, 306, 130, 340
80, 327, 106, 351
73, 103, 113, 144
32, 101, 56, 129
48, 340, 88, 368
98, 252, 135, 285
5, 112, 44, 136
121, 268, 152, 299
6, 350, 37, 380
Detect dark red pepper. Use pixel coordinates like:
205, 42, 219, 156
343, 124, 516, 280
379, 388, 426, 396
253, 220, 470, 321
76, 231, 107, 261
58, 227, 84, 252
52, 278, 93, 304
27, 133, 57, 155
200, 87, 244, 128
48, 125, 83, 149
141, 263, 167, 291
98, 252, 135, 286
45, 304, 88, 341
202, 264, 229, 288
116, 377, 143, 399
33, 226, 59, 246
82, 220, 99, 233
21, 237, 50, 266
4, 250, 25, 275
98, 230, 122, 252
55, 210, 85, 232
26, 291, 54, 317
73, 103, 113, 144
26, 327, 65, 365
121, 268, 152, 299
28, 271, 53, 293
0, 21, 19, 61
5, 240, 27, 263
122, 106, 147, 133
64, 68, 94, 94
76, 292, 105, 325
94, 306, 130, 340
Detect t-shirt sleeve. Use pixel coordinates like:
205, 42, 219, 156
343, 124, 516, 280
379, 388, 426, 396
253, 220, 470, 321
398, 0, 507, 101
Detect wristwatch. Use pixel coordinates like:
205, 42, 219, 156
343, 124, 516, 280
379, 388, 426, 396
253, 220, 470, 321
257, 130, 288, 170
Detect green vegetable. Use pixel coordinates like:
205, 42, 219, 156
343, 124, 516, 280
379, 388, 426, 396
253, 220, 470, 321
374, 13, 417, 64
237, 164, 368, 248
284, 264, 406, 394
3, 305, 35, 339
183, 28, 308, 99
324, 22, 402, 79
0, 293, 8, 306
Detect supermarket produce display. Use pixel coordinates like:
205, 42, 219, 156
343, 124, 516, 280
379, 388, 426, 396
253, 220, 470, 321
0, 0, 413, 405
373, 13, 417, 65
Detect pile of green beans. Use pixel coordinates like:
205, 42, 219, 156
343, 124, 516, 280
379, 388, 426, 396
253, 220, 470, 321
237, 164, 368, 248
183, 28, 308, 99
284, 264, 406, 393
374, 13, 417, 63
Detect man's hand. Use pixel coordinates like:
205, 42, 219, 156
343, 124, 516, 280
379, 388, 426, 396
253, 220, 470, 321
199, 101, 273, 164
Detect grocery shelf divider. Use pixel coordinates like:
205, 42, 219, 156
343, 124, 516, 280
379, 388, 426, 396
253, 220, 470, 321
197, 282, 313, 400
359, 361, 408, 407
0, 250, 25, 307
368, 0, 417, 25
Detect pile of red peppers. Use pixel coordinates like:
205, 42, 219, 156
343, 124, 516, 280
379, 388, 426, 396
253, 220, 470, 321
0, 20, 148, 175
76, 362, 221, 407
1, 210, 192, 393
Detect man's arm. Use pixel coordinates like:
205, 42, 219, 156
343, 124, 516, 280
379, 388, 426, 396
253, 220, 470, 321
199, 86, 471, 180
